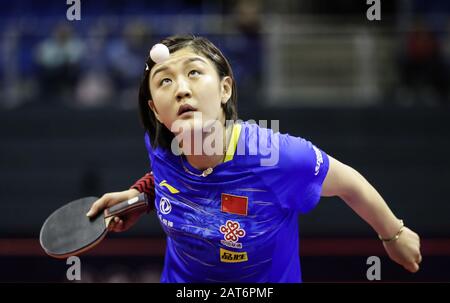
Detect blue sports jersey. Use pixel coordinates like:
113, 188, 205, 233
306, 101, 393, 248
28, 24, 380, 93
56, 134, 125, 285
145, 122, 330, 282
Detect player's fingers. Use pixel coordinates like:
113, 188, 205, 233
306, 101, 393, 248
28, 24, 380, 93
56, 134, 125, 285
107, 217, 119, 231
416, 253, 422, 264
86, 199, 104, 217
117, 220, 124, 231
111, 218, 124, 233
406, 262, 419, 273
86, 195, 109, 217
108, 221, 115, 231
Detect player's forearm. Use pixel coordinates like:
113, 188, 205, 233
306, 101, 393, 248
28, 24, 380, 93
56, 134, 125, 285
339, 170, 403, 239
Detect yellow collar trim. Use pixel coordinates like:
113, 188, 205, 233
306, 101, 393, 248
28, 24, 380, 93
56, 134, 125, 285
224, 123, 242, 163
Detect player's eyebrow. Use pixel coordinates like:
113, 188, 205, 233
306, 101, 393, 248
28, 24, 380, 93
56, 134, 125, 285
151, 57, 208, 80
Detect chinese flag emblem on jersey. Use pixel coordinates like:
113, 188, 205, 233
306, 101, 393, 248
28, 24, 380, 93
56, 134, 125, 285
221, 193, 248, 216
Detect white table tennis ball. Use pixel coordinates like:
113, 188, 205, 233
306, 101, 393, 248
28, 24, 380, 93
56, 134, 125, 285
150, 43, 170, 64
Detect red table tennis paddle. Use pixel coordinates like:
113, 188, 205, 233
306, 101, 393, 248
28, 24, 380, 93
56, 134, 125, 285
39, 192, 148, 259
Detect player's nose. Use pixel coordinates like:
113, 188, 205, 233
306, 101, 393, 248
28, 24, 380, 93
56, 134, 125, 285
175, 78, 192, 102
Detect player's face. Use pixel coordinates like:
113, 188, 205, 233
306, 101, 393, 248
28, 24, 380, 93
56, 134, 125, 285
148, 47, 232, 134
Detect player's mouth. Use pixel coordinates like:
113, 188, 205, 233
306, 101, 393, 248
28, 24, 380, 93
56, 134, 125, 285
177, 104, 197, 117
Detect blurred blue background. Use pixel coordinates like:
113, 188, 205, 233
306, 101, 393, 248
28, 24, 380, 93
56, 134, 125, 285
0, 0, 449, 282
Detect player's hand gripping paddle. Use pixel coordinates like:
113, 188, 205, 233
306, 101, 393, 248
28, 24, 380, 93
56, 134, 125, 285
39, 192, 148, 259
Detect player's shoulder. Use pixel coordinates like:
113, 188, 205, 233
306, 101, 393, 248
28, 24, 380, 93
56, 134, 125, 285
237, 121, 297, 169
143, 131, 176, 163
239, 121, 277, 144
239, 120, 306, 150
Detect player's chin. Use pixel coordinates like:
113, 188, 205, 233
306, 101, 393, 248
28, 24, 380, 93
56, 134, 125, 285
171, 117, 201, 135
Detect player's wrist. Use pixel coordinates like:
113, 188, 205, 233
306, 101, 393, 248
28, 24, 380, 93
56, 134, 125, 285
378, 219, 405, 242
128, 188, 140, 196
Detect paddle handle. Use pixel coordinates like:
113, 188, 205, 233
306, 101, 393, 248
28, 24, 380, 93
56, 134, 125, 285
104, 192, 149, 218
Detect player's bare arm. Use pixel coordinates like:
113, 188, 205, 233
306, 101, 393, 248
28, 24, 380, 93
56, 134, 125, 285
321, 156, 422, 273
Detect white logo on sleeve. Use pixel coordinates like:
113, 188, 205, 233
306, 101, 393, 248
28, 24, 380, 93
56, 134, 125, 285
312, 145, 323, 176
159, 197, 172, 214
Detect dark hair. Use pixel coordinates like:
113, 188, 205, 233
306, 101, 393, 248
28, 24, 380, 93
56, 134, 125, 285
138, 34, 238, 149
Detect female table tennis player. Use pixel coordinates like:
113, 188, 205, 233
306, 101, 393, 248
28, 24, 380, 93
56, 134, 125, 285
87, 35, 421, 282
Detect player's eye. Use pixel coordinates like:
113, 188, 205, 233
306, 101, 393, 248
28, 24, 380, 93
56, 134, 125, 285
159, 78, 172, 86
188, 70, 201, 77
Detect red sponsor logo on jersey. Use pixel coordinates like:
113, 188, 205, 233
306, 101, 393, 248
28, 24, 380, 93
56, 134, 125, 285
220, 219, 246, 248
221, 193, 248, 216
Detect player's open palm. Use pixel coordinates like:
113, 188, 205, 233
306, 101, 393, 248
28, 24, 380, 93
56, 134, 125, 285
86, 189, 143, 232
383, 227, 422, 273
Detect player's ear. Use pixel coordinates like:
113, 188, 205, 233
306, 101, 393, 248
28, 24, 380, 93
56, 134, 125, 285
148, 100, 162, 122
220, 76, 232, 105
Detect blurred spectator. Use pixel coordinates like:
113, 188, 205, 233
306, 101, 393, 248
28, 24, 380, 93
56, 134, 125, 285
397, 18, 449, 107
1, 26, 35, 109
75, 71, 114, 108
35, 23, 85, 106
106, 21, 152, 109
75, 21, 114, 108
226, 0, 263, 113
